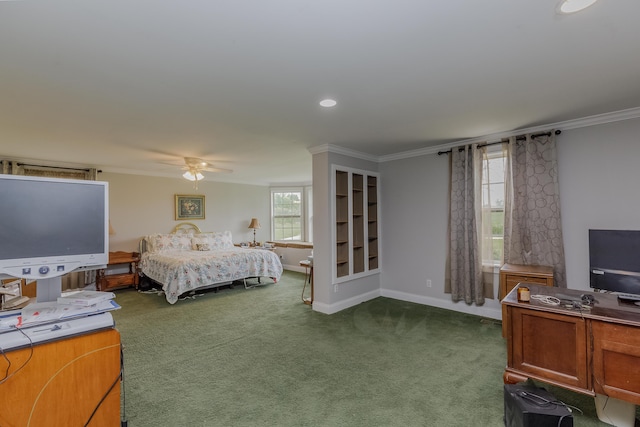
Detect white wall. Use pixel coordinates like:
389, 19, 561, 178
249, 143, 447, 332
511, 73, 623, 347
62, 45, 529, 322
102, 172, 270, 252
378, 117, 640, 319
312, 150, 381, 314
558, 118, 640, 292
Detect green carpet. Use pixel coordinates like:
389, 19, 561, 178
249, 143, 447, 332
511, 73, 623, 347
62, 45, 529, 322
112, 271, 613, 426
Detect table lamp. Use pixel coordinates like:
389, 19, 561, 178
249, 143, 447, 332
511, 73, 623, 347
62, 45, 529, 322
248, 218, 261, 246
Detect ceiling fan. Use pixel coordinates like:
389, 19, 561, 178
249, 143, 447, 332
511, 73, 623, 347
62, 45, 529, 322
180, 157, 232, 188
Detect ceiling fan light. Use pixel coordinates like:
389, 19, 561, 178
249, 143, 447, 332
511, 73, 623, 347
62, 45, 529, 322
558, 0, 598, 14
183, 171, 204, 181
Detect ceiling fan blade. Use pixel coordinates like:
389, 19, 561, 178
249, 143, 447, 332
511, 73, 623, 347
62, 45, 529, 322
201, 166, 233, 173
157, 160, 186, 167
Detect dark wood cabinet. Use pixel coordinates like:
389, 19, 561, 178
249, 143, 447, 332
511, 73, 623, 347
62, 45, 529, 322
507, 305, 589, 393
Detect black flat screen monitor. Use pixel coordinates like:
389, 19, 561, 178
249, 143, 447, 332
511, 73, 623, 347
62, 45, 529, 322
589, 229, 640, 296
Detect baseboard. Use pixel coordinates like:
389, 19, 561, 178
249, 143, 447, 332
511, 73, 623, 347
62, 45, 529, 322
380, 288, 502, 320
310, 287, 501, 319
312, 289, 381, 315
283, 264, 307, 274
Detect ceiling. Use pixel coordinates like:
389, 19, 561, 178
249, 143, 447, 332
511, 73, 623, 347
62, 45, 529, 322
1, 0, 639, 186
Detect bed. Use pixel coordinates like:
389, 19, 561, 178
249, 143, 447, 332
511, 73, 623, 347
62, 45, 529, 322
138, 223, 283, 304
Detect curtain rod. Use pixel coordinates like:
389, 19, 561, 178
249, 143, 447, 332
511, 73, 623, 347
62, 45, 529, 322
437, 129, 561, 156
16, 162, 102, 173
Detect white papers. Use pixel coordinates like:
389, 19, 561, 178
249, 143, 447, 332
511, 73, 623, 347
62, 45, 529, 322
17, 300, 120, 327
57, 290, 116, 307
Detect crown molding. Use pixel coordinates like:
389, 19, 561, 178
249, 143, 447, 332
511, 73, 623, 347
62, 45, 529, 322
378, 106, 640, 163
308, 143, 380, 162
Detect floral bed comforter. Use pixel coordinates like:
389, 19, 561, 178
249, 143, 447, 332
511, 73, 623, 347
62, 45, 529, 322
139, 248, 283, 304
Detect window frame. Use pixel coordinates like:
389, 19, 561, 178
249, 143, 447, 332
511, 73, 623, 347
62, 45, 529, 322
481, 147, 506, 267
270, 186, 312, 242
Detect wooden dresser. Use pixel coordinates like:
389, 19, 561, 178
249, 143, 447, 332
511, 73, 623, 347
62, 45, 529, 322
499, 263, 554, 337
97, 251, 140, 292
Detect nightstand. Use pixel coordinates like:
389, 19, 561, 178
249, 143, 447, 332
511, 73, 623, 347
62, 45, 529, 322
97, 251, 140, 291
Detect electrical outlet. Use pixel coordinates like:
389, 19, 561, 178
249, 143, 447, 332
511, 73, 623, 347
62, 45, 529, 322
334, 284, 339, 292
427, 279, 432, 288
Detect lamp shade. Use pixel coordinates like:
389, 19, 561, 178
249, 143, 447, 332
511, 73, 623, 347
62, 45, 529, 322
248, 218, 261, 229
109, 221, 115, 235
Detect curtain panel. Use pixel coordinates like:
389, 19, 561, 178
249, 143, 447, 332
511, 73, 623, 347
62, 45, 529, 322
445, 144, 490, 305
504, 133, 567, 287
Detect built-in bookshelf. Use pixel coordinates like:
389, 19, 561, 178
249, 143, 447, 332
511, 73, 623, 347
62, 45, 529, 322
367, 175, 378, 270
333, 167, 380, 281
335, 170, 350, 278
352, 173, 365, 274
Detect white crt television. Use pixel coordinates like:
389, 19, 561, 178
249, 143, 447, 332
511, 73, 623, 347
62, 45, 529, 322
0, 175, 109, 302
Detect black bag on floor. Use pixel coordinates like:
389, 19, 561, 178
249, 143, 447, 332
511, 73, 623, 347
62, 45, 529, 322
504, 383, 573, 427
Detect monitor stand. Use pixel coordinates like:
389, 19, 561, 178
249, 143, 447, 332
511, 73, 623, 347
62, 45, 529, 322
36, 276, 62, 303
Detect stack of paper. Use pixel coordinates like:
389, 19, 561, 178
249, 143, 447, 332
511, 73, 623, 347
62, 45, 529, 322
18, 299, 120, 327
57, 290, 116, 307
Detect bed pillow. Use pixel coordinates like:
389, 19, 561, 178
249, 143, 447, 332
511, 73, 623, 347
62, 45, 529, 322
146, 233, 194, 252
191, 231, 234, 250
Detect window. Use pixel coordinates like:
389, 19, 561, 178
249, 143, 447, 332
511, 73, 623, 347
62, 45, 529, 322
480, 148, 506, 265
270, 187, 312, 242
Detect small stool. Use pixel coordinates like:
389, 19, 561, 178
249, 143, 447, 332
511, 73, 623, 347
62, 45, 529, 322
299, 260, 313, 305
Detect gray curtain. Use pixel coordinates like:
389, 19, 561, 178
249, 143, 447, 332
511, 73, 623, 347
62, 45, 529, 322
445, 144, 486, 305
504, 133, 567, 287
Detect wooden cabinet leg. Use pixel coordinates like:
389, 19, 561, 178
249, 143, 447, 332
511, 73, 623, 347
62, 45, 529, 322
503, 370, 529, 384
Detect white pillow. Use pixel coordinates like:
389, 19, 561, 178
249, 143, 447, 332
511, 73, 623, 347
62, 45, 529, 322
146, 233, 193, 252
191, 231, 234, 250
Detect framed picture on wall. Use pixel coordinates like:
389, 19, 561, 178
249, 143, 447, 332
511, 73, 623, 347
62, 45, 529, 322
175, 194, 205, 220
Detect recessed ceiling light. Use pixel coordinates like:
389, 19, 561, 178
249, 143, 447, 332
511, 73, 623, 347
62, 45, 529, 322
319, 99, 337, 108
557, 0, 598, 14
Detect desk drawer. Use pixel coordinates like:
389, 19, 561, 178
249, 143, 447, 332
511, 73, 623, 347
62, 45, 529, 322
106, 273, 135, 286
505, 275, 551, 288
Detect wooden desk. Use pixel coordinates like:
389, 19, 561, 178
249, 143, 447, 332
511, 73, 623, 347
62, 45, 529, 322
502, 284, 640, 407
0, 328, 121, 426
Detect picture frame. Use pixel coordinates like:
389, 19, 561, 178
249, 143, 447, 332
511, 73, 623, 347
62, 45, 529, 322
175, 194, 205, 220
